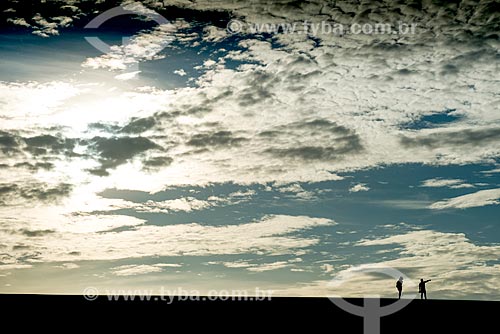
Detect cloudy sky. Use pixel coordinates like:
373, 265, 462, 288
0, 0, 499, 300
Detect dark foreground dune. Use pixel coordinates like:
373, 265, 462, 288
2, 294, 498, 332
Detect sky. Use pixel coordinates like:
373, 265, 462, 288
0, 0, 499, 300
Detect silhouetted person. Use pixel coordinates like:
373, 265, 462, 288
419, 279, 431, 299
396, 276, 403, 299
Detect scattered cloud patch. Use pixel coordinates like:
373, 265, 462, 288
114, 71, 141, 81
111, 263, 180, 276
54, 263, 80, 270
85, 136, 161, 176
174, 69, 187, 76
429, 189, 500, 210
82, 23, 178, 70
2, 215, 335, 263
421, 178, 475, 189
349, 184, 370, 193
276, 183, 317, 200
278, 229, 500, 299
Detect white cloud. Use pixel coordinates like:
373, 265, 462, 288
276, 230, 500, 300
122, 1, 161, 17
54, 263, 80, 270
76, 195, 229, 214
218, 257, 304, 272
7, 18, 30, 27
219, 261, 253, 269
202, 59, 217, 68
276, 184, 317, 200
482, 168, 500, 174
1, 215, 335, 263
354, 230, 500, 298
6, 50, 498, 190
32, 13, 60, 37
111, 263, 181, 277
174, 69, 187, 76
349, 184, 370, 193
5, 1, 500, 189
202, 25, 228, 42
228, 189, 256, 198
156, 263, 182, 268
246, 261, 290, 272
429, 188, 500, 209
0, 81, 82, 128
421, 178, 474, 189
82, 23, 178, 70
137, 197, 216, 213
277, 184, 306, 193
51, 16, 73, 27
114, 71, 141, 81
111, 264, 178, 276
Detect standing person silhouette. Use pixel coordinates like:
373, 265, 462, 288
396, 276, 403, 299
418, 278, 431, 299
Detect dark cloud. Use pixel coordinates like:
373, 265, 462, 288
266, 140, 363, 161
263, 119, 364, 161
87, 168, 111, 177
19, 229, 55, 237
12, 245, 31, 250
143, 156, 174, 169
23, 134, 76, 155
238, 87, 274, 107
121, 117, 156, 134
87, 122, 121, 133
400, 128, 500, 149
0, 131, 76, 156
0, 130, 77, 172
286, 70, 322, 83
14, 162, 54, 171
296, 119, 353, 136
238, 70, 277, 107
210, 89, 234, 102
260, 119, 355, 137
259, 119, 351, 139
0, 182, 72, 203
85, 136, 161, 175
187, 131, 249, 148
0, 184, 17, 196
21, 183, 73, 201
0, 128, 167, 176
88, 117, 158, 135
258, 130, 283, 138
0, 131, 18, 147
397, 68, 415, 75
1, 0, 233, 34
2, 0, 499, 46
440, 64, 459, 76
280, 57, 323, 85
0, 130, 20, 154
88, 136, 160, 161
